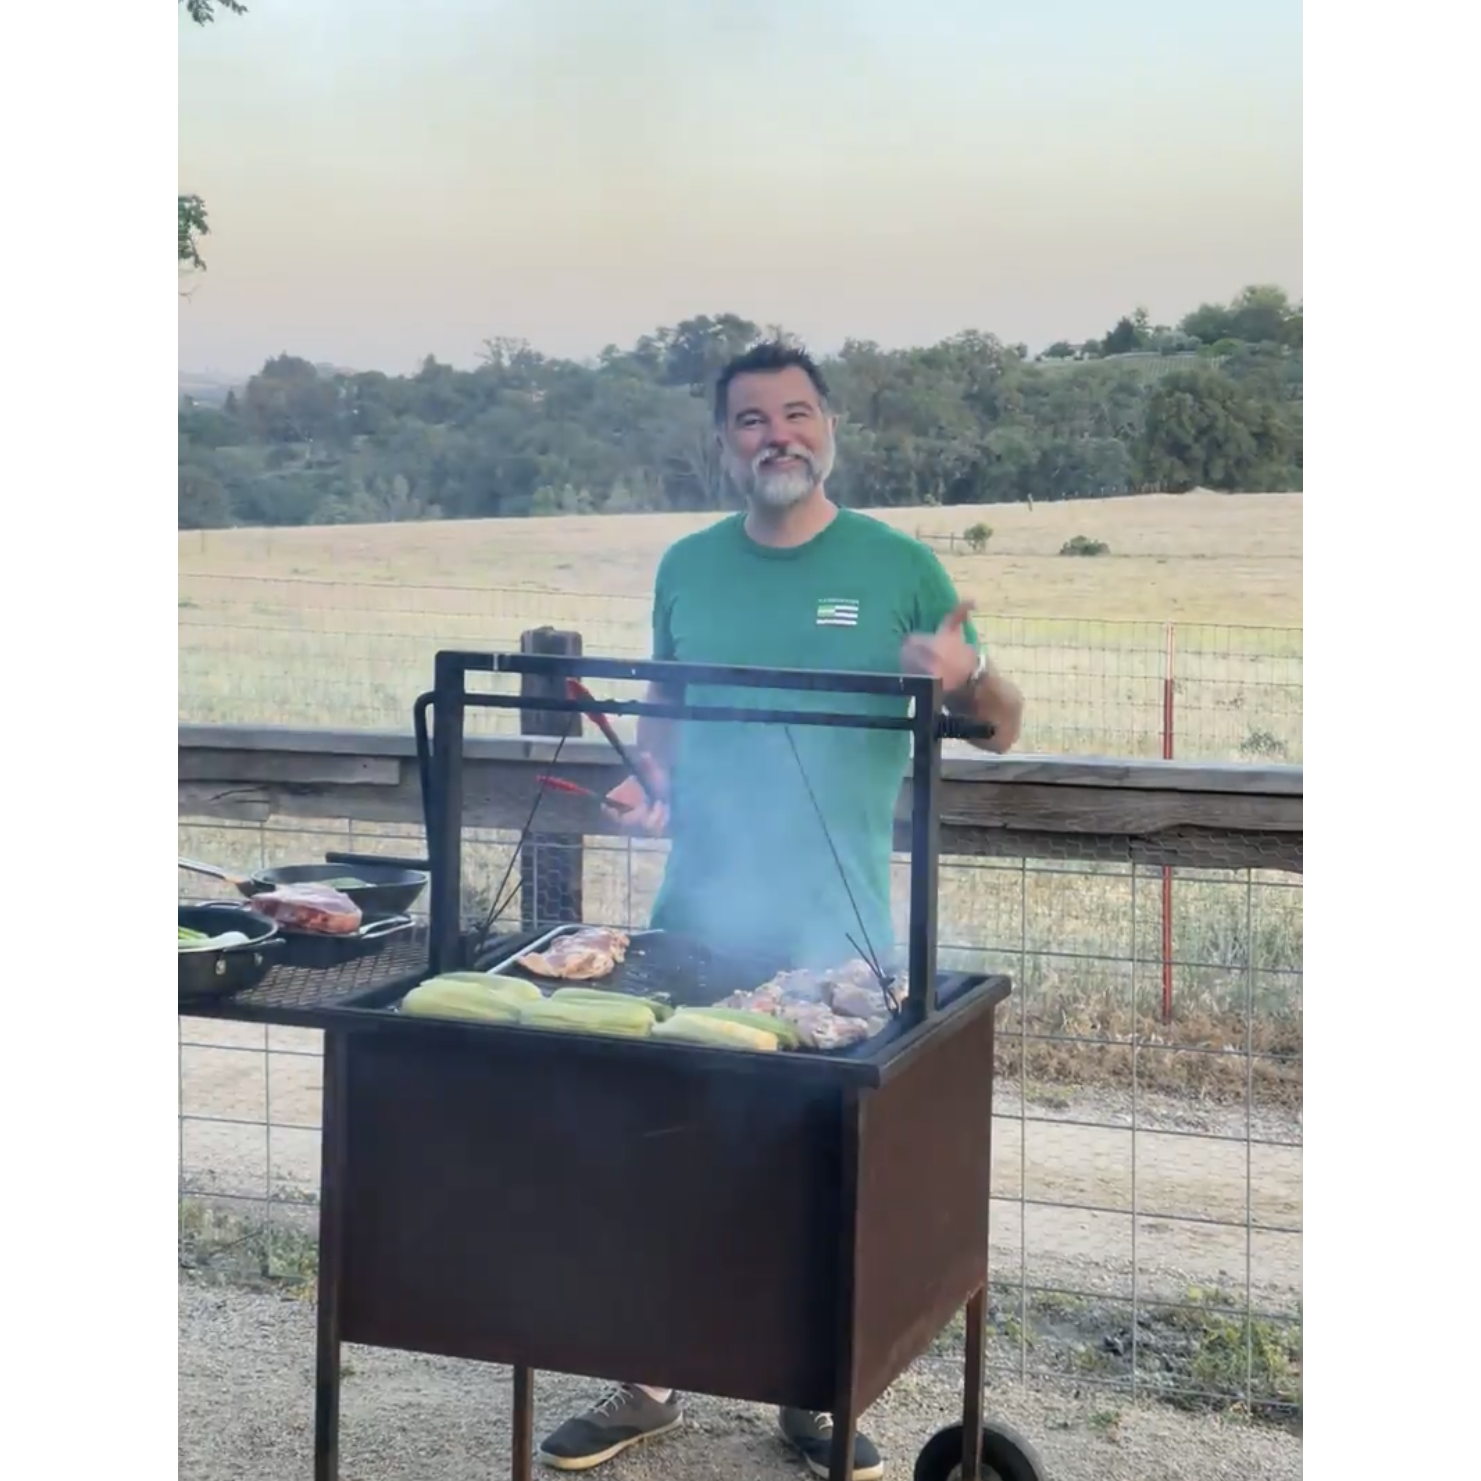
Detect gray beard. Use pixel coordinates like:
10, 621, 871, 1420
726, 440, 836, 509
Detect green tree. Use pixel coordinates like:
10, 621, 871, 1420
1180, 285, 1300, 348
651, 314, 762, 391
241, 355, 342, 444
1226, 285, 1295, 345
178, 461, 232, 528
178, 288, 1301, 528
1139, 368, 1298, 492
1101, 315, 1143, 355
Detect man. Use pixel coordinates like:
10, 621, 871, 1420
536, 342, 1024, 1480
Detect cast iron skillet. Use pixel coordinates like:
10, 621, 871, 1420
240, 862, 428, 917
178, 902, 282, 1002
180, 858, 428, 918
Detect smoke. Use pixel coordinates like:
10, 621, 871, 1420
650, 702, 905, 976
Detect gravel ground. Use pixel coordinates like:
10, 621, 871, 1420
180, 1279, 1302, 1481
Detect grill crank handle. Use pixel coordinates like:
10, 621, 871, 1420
934, 715, 996, 742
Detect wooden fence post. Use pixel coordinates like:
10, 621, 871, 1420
518, 627, 584, 932
1161, 622, 1176, 1023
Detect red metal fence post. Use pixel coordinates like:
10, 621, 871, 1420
1160, 623, 1176, 1023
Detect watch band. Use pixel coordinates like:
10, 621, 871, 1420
947, 650, 986, 703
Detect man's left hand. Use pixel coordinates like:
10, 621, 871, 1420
901, 600, 979, 696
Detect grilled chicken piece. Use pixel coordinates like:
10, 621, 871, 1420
517, 926, 630, 981
828, 980, 894, 1019
778, 1001, 873, 1049
719, 986, 873, 1050
725, 983, 784, 1015
721, 958, 903, 1050
772, 969, 833, 1004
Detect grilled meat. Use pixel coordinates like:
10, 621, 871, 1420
248, 883, 362, 935
517, 926, 631, 982
718, 957, 896, 1051
779, 1001, 874, 1050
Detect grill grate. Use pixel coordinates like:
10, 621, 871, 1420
183, 929, 431, 1015
478, 927, 988, 1060
487, 930, 789, 1010
179, 922, 1000, 1067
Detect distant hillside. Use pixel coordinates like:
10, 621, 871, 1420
179, 370, 242, 405
180, 363, 354, 406
178, 289, 1300, 529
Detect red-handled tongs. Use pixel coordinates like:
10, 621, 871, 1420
535, 773, 632, 815
564, 678, 660, 806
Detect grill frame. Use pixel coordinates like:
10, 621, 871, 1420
424, 649, 980, 1029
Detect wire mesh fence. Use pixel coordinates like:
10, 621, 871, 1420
178, 573, 1302, 763
179, 814, 1302, 1423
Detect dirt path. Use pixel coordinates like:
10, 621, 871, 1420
182, 1273, 1297, 1481
179, 1279, 1300, 1481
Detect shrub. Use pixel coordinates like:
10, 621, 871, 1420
963, 522, 993, 553
1060, 535, 1109, 557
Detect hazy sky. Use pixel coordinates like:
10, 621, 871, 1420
178, 0, 1302, 376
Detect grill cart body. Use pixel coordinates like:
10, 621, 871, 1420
179, 651, 1047, 1481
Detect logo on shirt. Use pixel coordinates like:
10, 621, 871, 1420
816, 598, 860, 628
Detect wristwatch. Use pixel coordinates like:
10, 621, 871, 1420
949, 651, 987, 703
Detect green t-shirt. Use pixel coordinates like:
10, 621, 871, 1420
647, 508, 979, 967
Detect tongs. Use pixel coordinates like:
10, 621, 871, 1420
536, 773, 632, 815
565, 678, 660, 806
472, 679, 649, 947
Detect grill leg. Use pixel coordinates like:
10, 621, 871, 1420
313, 1035, 350, 1481
312, 1329, 341, 1481
960, 1285, 987, 1481
828, 1402, 858, 1481
510, 1365, 534, 1481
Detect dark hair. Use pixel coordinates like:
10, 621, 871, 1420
712, 340, 831, 425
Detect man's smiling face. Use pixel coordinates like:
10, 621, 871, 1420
719, 364, 837, 509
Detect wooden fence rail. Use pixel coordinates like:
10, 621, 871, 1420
178, 723, 1302, 875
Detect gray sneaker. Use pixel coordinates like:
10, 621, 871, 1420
536, 1385, 683, 1471
778, 1408, 884, 1480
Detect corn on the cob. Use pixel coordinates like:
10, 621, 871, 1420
651, 1012, 780, 1052
517, 996, 655, 1038
550, 986, 619, 1004
550, 987, 672, 1019
680, 1006, 800, 1049
417, 973, 546, 1008
482, 975, 547, 1003
427, 971, 547, 1003
400, 979, 522, 1025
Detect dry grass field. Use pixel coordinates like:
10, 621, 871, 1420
178, 492, 1302, 622
178, 492, 1302, 759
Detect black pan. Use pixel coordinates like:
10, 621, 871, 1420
242, 862, 429, 916
274, 912, 415, 969
178, 902, 282, 1002
179, 857, 429, 917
